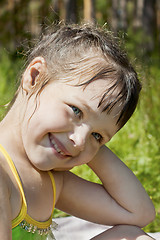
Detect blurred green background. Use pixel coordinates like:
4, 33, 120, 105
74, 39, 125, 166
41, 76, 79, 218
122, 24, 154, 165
0, 0, 160, 233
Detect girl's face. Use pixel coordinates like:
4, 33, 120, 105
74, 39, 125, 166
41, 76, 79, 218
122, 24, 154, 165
21, 59, 120, 171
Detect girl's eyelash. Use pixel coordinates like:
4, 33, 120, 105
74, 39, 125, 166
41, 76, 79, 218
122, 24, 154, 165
70, 105, 83, 119
92, 132, 103, 143
69, 105, 103, 143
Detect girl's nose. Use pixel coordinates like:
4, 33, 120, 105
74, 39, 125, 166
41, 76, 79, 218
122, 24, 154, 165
69, 124, 90, 151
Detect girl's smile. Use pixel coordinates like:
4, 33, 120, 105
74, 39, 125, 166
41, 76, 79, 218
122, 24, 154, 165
49, 133, 72, 159
20, 75, 119, 171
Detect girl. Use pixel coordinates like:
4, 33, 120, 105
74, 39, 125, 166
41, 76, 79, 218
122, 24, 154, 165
0, 24, 155, 240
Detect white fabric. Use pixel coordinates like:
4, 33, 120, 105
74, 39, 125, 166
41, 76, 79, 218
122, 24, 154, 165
52, 216, 160, 240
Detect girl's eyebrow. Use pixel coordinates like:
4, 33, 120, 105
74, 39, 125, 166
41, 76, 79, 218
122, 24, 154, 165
75, 97, 90, 111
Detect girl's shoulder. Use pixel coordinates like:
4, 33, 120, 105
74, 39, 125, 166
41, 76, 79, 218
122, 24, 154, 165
0, 151, 22, 219
0, 163, 12, 238
0, 156, 12, 216
0, 153, 12, 191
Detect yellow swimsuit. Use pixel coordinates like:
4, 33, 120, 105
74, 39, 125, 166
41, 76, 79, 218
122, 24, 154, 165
0, 144, 57, 240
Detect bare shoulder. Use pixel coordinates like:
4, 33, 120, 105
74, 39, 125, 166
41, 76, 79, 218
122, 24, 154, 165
0, 160, 11, 208
0, 152, 13, 196
0, 162, 11, 194
0, 162, 12, 239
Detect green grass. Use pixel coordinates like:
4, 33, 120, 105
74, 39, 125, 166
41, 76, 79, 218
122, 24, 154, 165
0, 50, 23, 118
1, 50, 160, 233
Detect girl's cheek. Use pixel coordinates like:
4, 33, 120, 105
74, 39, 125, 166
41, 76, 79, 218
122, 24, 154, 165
85, 142, 99, 161
50, 112, 72, 130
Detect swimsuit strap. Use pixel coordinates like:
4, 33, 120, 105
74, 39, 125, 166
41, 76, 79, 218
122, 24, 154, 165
24, 170, 56, 229
0, 144, 56, 229
0, 144, 27, 228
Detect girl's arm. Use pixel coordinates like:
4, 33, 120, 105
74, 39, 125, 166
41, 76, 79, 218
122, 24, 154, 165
87, 145, 155, 226
55, 145, 155, 227
0, 166, 12, 240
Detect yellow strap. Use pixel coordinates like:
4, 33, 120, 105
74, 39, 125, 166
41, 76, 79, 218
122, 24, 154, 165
0, 144, 27, 228
0, 144, 56, 229
24, 171, 56, 228
48, 170, 56, 217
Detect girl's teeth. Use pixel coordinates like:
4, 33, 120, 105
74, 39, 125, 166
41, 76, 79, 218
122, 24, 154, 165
51, 140, 65, 155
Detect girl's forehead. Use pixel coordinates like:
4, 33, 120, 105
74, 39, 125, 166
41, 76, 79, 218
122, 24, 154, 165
53, 54, 120, 106
60, 77, 121, 113
57, 54, 110, 83
58, 57, 118, 100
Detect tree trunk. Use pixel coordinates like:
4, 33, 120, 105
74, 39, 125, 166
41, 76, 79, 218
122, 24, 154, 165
52, 0, 61, 22
119, 0, 127, 31
111, 0, 127, 33
12, 0, 31, 49
7, 0, 14, 10
133, 0, 144, 29
40, 0, 51, 30
157, 0, 160, 50
29, 0, 41, 38
63, 0, 77, 23
111, 0, 119, 33
142, 0, 157, 52
83, 0, 95, 24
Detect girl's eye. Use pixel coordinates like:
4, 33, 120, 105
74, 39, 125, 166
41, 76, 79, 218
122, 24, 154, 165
70, 105, 82, 118
92, 132, 103, 143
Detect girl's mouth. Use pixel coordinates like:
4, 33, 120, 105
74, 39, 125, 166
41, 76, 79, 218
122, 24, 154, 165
51, 139, 65, 156
49, 133, 71, 158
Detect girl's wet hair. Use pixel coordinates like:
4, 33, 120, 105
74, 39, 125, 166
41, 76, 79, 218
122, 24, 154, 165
17, 24, 142, 129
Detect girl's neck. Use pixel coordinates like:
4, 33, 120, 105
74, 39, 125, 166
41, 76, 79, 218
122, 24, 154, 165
0, 93, 27, 161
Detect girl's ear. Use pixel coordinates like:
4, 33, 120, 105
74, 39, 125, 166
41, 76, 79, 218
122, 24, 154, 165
22, 57, 46, 94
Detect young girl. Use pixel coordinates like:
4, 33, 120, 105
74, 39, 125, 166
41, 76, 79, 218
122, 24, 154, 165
0, 24, 155, 240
